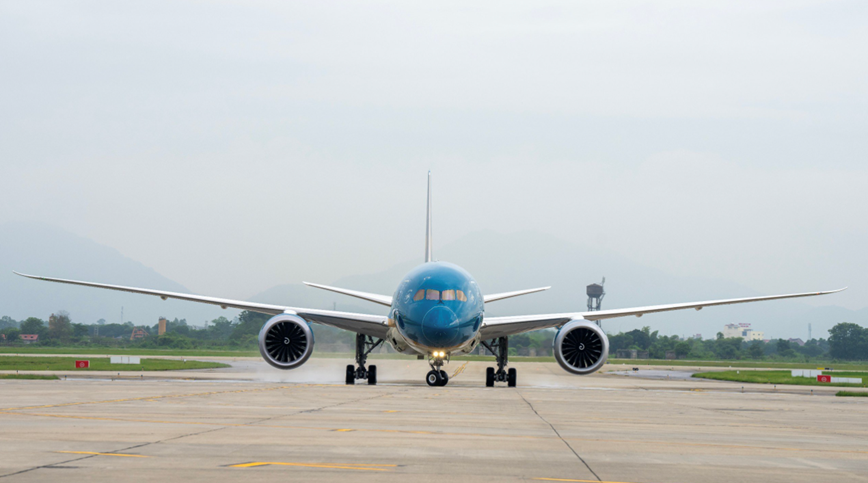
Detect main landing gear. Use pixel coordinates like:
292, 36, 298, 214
481, 336, 517, 387
346, 333, 383, 385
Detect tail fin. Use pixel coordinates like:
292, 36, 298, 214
425, 171, 433, 263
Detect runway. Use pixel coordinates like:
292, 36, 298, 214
1, 359, 867, 482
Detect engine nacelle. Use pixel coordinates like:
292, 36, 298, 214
258, 314, 314, 370
554, 319, 609, 375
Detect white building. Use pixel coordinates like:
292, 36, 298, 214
723, 323, 764, 341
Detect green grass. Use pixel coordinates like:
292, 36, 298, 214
693, 370, 868, 388
0, 347, 260, 357
0, 347, 557, 362
2, 346, 866, 370
0, 356, 228, 371
0, 373, 60, 380
607, 359, 868, 371
837, 391, 868, 397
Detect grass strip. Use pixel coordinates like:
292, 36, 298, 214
693, 370, 868, 388
0, 356, 228, 372
0, 373, 60, 380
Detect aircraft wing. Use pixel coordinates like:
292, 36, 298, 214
479, 287, 846, 340
483, 286, 550, 304
303, 281, 392, 307
14, 272, 391, 339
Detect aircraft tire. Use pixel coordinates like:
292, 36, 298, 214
346, 365, 355, 385
438, 370, 448, 386
426, 370, 440, 386
507, 368, 517, 387
367, 365, 377, 385
485, 367, 495, 387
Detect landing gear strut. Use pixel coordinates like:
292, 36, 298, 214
481, 336, 516, 387
346, 333, 383, 385
426, 354, 449, 386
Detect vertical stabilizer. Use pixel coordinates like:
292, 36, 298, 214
425, 171, 433, 263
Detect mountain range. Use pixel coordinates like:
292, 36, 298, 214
1, 222, 863, 339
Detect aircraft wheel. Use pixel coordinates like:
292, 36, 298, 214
438, 370, 449, 386
367, 365, 377, 385
507, 368, 517, 387
345, 365, 355, 385
426, 370, 441, 386
485, 367, 495, 387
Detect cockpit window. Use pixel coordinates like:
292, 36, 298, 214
412, 288, 470, 303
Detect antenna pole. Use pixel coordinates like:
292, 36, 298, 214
425, 171, 433, 263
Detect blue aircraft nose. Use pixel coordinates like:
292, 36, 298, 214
421, 305, 460, 347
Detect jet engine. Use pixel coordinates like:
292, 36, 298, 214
554, 319, 609, 375
258, 314, 314, 370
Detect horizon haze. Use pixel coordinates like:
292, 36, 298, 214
1, 2, 864, 337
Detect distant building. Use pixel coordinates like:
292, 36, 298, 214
788, 338, 805, 347
723, 323, 763, 341
130, 328, 148, 341
158, 317, 167, 336
20, 334, 38, 344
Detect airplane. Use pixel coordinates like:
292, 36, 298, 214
15, 173, 845, 387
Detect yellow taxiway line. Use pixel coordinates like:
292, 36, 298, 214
534, 478, 636, 483
55, 451, 148, 458
230, 461, 395, 471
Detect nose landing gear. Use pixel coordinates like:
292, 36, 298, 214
426, 353, 449, 386
426, 370, 449, 386
481, 336, 517, 387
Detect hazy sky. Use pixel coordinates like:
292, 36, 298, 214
1, 2, 866, 309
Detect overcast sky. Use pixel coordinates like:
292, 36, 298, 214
1, 1, 866, 310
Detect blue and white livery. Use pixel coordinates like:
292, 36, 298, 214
15, 173, 845, 387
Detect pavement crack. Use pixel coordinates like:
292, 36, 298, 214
288, 389, 406, 417
0, 454, 100, 479
516, 389, 601, 482
0, 386, 402, 479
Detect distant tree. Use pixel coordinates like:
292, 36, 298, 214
622, 328, 652, 350
49, 311, 73, 341
608, 333, 634, 352
71, 323, 89, 338
1, 327, 21, 342
776, 339, 791, 353
716, 332, 724, 340
828, 323, 868, 360
0, 316, 18, 330
207, 317, 234, 340
19, 317, 46, 336
748, 342, 764, 359
166, 318, 191, 336
797, 339, 827, 358
674, 341, 690, 359
716, 344, 738, 359
231, 311, 270, 340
